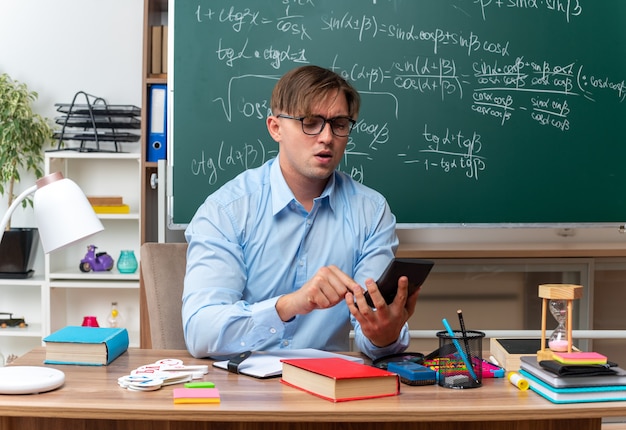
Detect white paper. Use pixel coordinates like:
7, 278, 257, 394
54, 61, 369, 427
212, 349, 364, 378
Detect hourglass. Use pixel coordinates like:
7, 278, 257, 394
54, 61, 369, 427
548, 299, 569, 352
537, 284, 583, 361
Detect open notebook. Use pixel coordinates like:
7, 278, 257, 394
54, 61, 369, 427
213, 349, 364, 378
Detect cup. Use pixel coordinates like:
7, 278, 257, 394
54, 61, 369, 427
81, 316, 100, 327
435, 329, 485, 389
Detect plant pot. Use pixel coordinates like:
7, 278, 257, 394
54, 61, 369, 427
0, 228, 39, 278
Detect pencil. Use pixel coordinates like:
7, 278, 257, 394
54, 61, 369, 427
454, 311, 480, 385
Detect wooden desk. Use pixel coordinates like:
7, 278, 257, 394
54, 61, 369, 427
2, 348, 625, 430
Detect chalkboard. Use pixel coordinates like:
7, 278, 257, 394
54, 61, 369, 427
170, 0, 626, 226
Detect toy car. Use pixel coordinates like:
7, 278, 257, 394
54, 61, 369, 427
0, 312, 27, 328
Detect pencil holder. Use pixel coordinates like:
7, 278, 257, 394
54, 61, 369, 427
436, 330, 485, 389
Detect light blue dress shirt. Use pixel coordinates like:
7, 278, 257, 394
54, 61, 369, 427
182, 156, 410, 359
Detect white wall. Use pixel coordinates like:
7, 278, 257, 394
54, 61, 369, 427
0, 0, 143, 271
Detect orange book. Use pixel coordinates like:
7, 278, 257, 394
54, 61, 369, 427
280, 357, 399, 402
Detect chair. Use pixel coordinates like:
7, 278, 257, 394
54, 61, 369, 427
140, 242, 188, 350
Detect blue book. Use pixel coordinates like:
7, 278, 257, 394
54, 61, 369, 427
43, 326, 129, 366
520, 369, 626, 404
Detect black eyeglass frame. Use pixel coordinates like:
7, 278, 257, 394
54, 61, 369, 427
276, 114, 356, 137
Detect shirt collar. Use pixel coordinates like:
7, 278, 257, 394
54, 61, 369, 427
270, 155, 336, 216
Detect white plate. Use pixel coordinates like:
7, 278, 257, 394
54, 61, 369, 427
0, 366, 65, 394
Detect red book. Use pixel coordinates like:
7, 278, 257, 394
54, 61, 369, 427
280, 357, 400, 402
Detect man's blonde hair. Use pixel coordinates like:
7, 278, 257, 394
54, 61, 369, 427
271, 65, 360, 118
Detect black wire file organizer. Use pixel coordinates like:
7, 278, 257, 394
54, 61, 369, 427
51, 91, 141, 153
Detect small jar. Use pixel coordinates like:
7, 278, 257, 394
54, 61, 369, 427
82, 316, 99, 327
117, 250, 138, 274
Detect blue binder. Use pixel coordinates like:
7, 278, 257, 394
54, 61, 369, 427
147, 84, 167, 161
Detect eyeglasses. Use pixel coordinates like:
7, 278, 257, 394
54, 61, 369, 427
277, 114, 356, 137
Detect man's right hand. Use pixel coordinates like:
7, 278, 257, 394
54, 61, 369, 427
275, 265, 360, 322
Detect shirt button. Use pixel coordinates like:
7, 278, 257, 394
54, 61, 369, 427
282, 340, 289, 346
270, 328, 277, 334
240, 341, 246, 346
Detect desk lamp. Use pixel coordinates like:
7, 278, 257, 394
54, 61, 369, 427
0, 171, 104, 253
0, 171, 104, 395
537, 284, 583, 361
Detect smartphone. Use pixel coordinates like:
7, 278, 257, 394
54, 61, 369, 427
363, 258, 434, 308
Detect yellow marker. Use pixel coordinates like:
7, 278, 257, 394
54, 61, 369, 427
507, 371, 529, 391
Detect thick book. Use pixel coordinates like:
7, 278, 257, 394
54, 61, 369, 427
43, 326, 129, 366
490, 338, 544, 371
521, 369, 626, 404
520, 356, 626, 388
280, 357, 399, 402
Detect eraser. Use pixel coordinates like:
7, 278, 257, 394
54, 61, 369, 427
387, 361, 437, 386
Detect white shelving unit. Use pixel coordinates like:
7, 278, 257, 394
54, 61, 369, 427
0, 277, 47, 361
43, 151, 141, 346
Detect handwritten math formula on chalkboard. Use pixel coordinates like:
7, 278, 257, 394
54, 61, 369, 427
171, 1, 626, 226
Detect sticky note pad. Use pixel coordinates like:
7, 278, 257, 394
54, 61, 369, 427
552, 351, 608, 365
173, 387, 221, 404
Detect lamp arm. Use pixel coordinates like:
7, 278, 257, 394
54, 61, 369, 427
0, 184, 38, 244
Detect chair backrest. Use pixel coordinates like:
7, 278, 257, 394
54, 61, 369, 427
140, 242, 188, 350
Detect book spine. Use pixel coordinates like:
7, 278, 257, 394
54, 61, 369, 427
105, 329, 130, 364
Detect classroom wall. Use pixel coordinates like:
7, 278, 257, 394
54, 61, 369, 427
0, 0, 143, 271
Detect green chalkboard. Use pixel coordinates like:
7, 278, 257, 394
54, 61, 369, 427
170, 0, 626, 226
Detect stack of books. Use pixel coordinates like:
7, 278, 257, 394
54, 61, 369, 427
519, 355, 626, 404
88, 196, 130, 214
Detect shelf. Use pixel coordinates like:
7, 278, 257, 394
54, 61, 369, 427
0, 323, 43, 338
0, 276, 45, 286
97, 213, 140, 221
50, 269, 139, 288
397, 242, 626, 259
46, 151, 141, 161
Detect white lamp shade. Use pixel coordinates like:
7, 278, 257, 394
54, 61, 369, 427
33, 173, 104, 253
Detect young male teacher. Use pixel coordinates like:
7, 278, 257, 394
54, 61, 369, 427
182, 65, 418, 360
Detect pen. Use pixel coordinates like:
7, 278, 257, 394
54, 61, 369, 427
457, 309, 477, 381
442, 317, 480, 385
